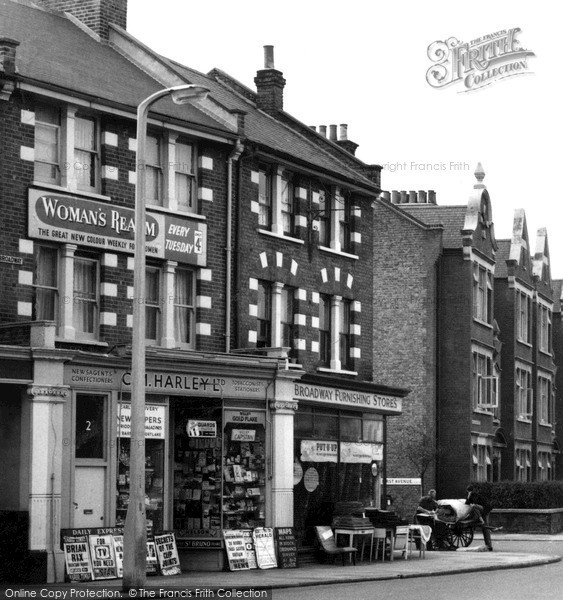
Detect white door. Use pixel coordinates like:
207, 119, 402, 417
74, 466, 106, 527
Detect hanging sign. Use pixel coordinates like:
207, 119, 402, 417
62, 535, 93, 582
300, 440, 338, 462
275, 527, 298, 569
117, 404, 166, 439
88, 534, 117, 580
252, 528, 277, 569
187, 419, 217, 438
340, 442, 383, 463
154, 532, 181, 576
223, 530, 251, 571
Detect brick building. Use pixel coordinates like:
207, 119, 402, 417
0, 0, 407, 582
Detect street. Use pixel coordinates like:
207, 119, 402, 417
271, 538, 563, 600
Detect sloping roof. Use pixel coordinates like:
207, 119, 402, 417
1, 0, 231, 131
495, 239, 511, 278
400, 205, 467, 249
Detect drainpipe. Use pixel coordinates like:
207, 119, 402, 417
226, 140, 244, 352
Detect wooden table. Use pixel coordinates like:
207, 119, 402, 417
334, 527, 375, 562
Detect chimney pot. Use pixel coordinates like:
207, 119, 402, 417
329, 124, 337, 141
417, 190, 427, 203
309, 125, 317, 131
0, 38, 19, 76
428, 190, 436, 204
380, 191, 391, 203
408, 190, 417, 203
339, 124, 348, 141
264, 45, 275, 69
400, 190, 408, 204
391, 191, 400, 204
319, 125, 327, 137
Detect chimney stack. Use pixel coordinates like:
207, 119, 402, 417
254, 45, 286, 114
35, 0, 127, 40
0, 38, 19, 76
335, 123, 359, 156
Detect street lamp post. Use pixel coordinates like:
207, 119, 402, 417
123, 84, 209, 589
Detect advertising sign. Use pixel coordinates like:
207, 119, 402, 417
154, 532, 181, 576
62, 535, 93, 582
187, 420, 217, 438
231, 429, 256, 442
300, 440, 338, 462
223, 530, 251, 571
275, 527, 298, 569
28, 189, 207, 265
117, 404, 165, 439
340, 442, 384, 463
88, 534, 117, 580
252, 528, 277, 569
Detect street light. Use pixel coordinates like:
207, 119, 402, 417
123, 84, 209, 589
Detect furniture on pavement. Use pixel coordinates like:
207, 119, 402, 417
334, 526, 375, 562
314, 525, 357, 566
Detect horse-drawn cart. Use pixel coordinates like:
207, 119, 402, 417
416, 499, 477, 549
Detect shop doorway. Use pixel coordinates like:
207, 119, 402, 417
74, 466, 106, 527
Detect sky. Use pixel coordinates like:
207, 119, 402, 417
128, 0, 562, 276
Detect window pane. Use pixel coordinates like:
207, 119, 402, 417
257, 281, 271, 347
174, 269, 194, 344
341, 418, 361, 441
176, 142, 193, 173
314, 414, 338, 439
175, 172, 193, 210
75, 395, 105, 459
145, 269, 160, 340
73, 258, 97, 334
258, 168, 271, 227
75, 117, 95, 151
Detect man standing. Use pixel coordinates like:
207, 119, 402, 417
465, 484, 494, 551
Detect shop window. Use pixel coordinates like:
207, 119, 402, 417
75, 115, 99, 192
73, 256, 99, 340
33, 244, 59, 323
174, 268, 195, 347
34, 103, 61, 185
145, 266, 161, 343
363, 418, 384, 443
314, 413, 339, 439
75, 394, 105, 459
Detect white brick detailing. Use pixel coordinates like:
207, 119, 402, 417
196, 323, 211, 336
334, 267, 341, 282
20, 146, 34, 162
294, 314, 306, 326
276, 252, 283, 268
102, 253, 118, 268
128, 171, 137, 185
18, 270, 33, 285
249, 278, 258, 290
251, 200, 260, 214
351, 232, 362, 244
196, 295, 212, 309
102, 165, 119, 180
312, 191, 320, 204
128, 138, 137, 152
296, 288, 307, 301
312, 220, 320, 231
126, 257, 135, 270
295, 215, 308, 228
296, 338, 306, 350
199, 156, 213, 170
352, 206, 362, 218
21, 109, 35, 125
127, 286, 135, 299
351, 324, 361, 336
248, 330, 257, 343
126, 314, 133, 328
290, 259, 298, 276
352, 300, 362, 313
19, 239, 34, 254
347, 273, 354, 289
100, 312, 117, 326
198, 269, 213, 281
260, 252, 268, 268
103, 132, 118, 147
251, 170, 260, 184
320, 268, 328, 283
311, 316, 319, 329
198, 187, 213, 202
311, 291, 319, 304
18, 301, 32, 317
350, 347, 361, 358
296, 187, 307, 200
249, 304, 258, 317
101, 283, 118, 297
311, 340, 319, 353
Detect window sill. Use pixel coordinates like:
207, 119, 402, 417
539, 422, 553, 429
472, 318, 493, 329
319, 246, 359, 260
147, 205, 205, 221
56, 337, 109, 348
473, 407, 495, 416
33, 181, 110, 202
317, 367, 358, 376
258, 229, 304, 245
516, 417, 532, 423
516, 339, 533, 348
538, 349, 553, 358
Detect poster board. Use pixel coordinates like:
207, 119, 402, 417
62, 535, 93, 582
252, 527, 277, 569
112, 535, 124, 579
154, 532, 181, 576
223, 530, 251, 570
88, 534, 118, 580
146, 541, 159, 575
275, 527, 298, 568
241, 529, 257, 569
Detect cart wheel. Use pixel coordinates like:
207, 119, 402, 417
447, 523, 474, 548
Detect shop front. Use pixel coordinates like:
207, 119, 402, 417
291, 376, 406, 548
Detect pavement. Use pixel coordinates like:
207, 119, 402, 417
73, 533, 562, 592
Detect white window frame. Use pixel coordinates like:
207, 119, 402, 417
145, 265, 162, 345
515, 446, 532, 482
538, 374, 553, 426
516, 365, 533, 420
538, 303, 552, 354
32, 244, 60, 325
258, 166, 299, 240
516, 289, 532, 343
472, 346, 495, 412
74, 113, 100, 193
317, 295, 356, 374
472, 262, 493, 324
34, 102, 62, 185
72, 255, 100, 341
477, 375, 498, 408
173, 267, 195, 349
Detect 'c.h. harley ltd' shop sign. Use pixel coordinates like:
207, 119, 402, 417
28, 189, 207, 265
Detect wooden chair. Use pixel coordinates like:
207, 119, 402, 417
391, 526, 410, 560
408, 527, 427, 559
314, 526, 357, 565
371, 527, 388, 561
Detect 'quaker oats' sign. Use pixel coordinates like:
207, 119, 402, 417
426, 28, 535, 92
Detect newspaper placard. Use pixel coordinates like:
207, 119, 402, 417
252, 527, 277, 569
223, 530, 250, 571
146, 541, 159, 575
154, 532, 181, 576
63, 535, 93, 582
241, 529, 257, 569
112, 535, 124, 579
88, 534, 117, 579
